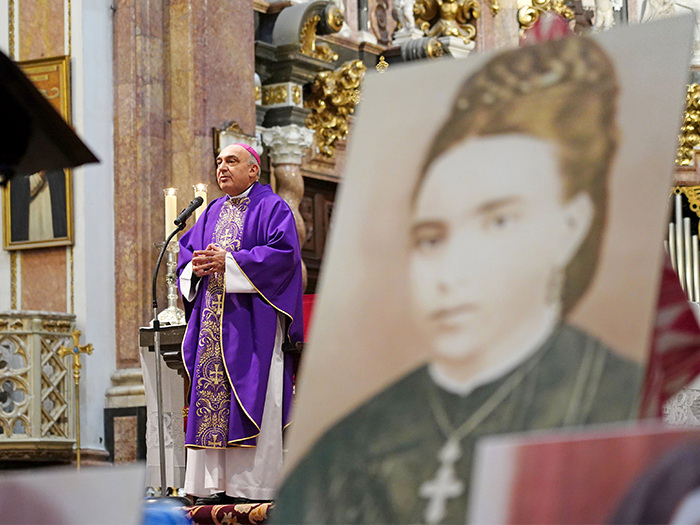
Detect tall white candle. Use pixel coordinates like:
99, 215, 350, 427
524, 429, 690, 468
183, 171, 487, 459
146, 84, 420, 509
164, 187, 178, 239
193, 184, 208, 221
666, 222, 678, 273
669, 223, 677, 273
676, 194, 686, 292
693, 235, 699, 302
685, 217, 693, 296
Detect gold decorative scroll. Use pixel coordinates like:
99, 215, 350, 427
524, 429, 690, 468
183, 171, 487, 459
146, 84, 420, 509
300, 15, 339, 63
413, 0, 481, 45
426, 37, 445, 58
326, 4, 345, 32
677, 84, 700, 167
517, 0, 574, 31
305, 60, 367, 157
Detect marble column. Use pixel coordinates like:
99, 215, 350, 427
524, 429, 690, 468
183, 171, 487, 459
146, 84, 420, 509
167, 0, 256, 197
113, 0, 169, 369
261, 125, 314, 289
113, 0, 257, 368
476, 0, 520, 51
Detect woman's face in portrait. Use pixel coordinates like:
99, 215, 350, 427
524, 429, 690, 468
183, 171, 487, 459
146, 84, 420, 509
409, 134, 593, 367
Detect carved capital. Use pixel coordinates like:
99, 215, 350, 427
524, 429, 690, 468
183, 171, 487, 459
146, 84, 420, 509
262, 125, 314, 165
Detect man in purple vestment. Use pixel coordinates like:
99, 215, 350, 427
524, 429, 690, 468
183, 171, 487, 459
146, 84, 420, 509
177, 143, 304, 505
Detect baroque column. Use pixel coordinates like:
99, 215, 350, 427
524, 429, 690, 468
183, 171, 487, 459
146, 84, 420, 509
261, 125, 314, 288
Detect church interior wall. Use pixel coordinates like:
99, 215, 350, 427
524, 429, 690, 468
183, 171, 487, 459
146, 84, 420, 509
13, 0, 70, 315
70, 0, 117, 454
0, 0, 118, 460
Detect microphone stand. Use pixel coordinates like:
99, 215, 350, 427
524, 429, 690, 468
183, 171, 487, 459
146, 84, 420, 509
150, 223, 185, 500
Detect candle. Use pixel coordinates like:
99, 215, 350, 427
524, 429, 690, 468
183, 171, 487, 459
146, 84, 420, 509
669, 223, 677, 273
685, 217, 694, 297
193, 184, 208, 221
693, 235, 699, 301
675, 194, 686, 292
164, 187, 178, 239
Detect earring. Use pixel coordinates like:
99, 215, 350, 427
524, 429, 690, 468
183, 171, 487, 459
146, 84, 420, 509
545, 266, 564, 306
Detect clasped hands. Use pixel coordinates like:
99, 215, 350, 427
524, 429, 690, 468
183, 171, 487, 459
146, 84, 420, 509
192, 244, 227, 277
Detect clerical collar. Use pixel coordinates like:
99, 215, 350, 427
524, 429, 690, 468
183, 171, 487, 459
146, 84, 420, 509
228, 182, 255, 200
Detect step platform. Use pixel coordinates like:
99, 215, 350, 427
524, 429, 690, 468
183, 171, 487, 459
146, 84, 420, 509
185, 502, 273, 524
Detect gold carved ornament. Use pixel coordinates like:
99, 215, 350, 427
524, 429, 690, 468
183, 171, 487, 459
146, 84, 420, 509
262, 85, 288, 106
427, 38, 445, 58
677, 84, 700, 167
300, 15, 339, 63
376, 56, 389, 73
292, 85, 302, 105
326, 4, 345, 32
674, 186, 700, 218
518, 0, 575, 30
305, 60, 367, 157
414, 0, 481, 45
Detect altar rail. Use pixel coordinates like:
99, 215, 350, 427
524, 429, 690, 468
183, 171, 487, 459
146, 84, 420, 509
0, 311, 76, 464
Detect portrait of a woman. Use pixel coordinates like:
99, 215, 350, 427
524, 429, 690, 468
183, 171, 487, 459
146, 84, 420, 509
273, 36, 644, 524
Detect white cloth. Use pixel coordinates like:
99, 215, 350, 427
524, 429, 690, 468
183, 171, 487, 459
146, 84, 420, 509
179, 253, 255, 301
140, 347, 186, 489
184, 315, 285, 499
28, 175, 53, 241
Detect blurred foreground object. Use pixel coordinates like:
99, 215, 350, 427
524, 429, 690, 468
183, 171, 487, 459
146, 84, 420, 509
0, 50, 98, 186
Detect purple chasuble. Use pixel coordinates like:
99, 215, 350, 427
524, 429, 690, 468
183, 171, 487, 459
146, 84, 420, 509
177, 182, 303, 448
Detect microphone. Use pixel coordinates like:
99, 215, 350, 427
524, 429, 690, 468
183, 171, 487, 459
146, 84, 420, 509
174, 196, 204, 226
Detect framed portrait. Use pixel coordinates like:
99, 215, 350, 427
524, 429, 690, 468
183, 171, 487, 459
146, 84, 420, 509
2, 56, 74, 250
272, 17, 696, 525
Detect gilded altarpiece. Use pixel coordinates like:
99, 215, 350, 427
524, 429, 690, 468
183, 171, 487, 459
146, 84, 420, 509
0, 313, 75, 463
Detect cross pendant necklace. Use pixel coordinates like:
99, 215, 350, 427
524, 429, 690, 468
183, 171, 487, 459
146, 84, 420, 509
419, 437, 465, 525
419, 364, 535, 525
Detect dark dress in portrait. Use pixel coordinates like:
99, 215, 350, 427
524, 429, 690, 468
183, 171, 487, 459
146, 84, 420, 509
273, 324, 642, 524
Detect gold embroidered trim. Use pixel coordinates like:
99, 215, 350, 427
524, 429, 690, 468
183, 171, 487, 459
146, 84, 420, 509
227, 255, 296, 340
191, 197, 261, 448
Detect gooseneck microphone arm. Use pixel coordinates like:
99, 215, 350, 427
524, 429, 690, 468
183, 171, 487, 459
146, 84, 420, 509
174, 196, 204, 227
150, 195, 203, 498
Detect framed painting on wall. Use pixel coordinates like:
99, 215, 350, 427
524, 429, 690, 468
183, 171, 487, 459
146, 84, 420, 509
3, 55, 74, 250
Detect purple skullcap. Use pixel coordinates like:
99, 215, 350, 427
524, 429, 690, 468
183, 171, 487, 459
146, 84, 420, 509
232, 143, 261, 168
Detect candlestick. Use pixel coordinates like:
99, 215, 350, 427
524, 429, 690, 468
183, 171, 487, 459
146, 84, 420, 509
164, 187, 178, 239
193, 184, 208, 221
157, 242, 185, 325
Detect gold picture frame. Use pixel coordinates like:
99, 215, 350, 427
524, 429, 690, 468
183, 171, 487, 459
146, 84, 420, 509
3, 55, 74, 250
